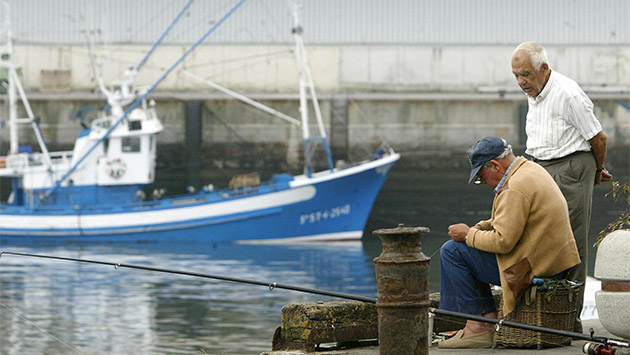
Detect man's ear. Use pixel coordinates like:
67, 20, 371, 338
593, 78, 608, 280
541, 62, 550, 73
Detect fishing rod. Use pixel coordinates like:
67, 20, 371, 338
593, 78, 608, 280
0, 251, 376, 303
430, 308, 630, 353
6, 250, 627, 353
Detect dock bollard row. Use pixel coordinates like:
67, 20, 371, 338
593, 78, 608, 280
373, 224, 431, 355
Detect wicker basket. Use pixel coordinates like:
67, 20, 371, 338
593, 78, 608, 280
493, 280, 581, 349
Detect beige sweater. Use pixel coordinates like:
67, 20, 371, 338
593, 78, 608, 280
466, 158, 580, 315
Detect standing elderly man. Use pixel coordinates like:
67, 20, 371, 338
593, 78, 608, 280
438, 136, 580, 349
512, 42, 612, 332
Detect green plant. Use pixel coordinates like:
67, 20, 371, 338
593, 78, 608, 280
595, 181, 630, 247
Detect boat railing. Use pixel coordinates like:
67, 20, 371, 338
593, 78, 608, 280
3, 151, 73, 170
41, 151, 73, 166
92, 107, 158, 132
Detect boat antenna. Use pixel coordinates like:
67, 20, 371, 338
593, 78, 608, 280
79, 0, 101, 91
42, 0, 248, 202
291, 2, 334, 176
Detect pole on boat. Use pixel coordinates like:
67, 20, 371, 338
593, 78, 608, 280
181, 70, 301, 126
2, 2, 17, 156
1, 2, 52, 165
135, 0, 196, 72
291, 3, 334, 176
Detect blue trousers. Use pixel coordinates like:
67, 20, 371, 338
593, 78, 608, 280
440, 239, 500, 315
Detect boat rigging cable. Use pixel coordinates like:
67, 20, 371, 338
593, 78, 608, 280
134, 0, 195, 72
44, 0, 247, 201
2, 250, 629, 352
100, 0, 196, 113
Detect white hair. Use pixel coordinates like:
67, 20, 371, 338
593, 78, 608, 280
514, 42, 549, 71
495, 144, 513, 160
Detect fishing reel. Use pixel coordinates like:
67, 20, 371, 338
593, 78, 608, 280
583, 342, 615, 355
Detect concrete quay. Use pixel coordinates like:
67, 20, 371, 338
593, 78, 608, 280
261, 317, 629, 355
261, 226, 629, 355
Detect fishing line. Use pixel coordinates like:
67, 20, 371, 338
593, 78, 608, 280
0, 251, 377, 303
0, 302, 85, 355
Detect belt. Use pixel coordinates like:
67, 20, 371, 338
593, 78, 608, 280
532, 150, 591, 163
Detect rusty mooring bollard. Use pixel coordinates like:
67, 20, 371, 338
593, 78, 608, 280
373, 224, 431, 355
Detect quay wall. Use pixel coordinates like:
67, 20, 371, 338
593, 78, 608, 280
3, 45, 630, 169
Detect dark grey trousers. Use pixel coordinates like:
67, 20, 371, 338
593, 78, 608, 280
535, 151, 596, 332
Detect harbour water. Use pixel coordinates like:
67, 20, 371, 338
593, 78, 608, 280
0, 241, 380, 354
0, 158, 627, 354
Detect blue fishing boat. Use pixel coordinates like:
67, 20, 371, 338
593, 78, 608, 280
0, 1, 399, 243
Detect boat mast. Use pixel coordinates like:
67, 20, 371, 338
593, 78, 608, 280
2, 1, 17, 155
291, 3, 334, 176
1, 1, 52, 165
44, 0, 247, 201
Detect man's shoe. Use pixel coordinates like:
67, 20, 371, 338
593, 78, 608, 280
438, 329, 494, 349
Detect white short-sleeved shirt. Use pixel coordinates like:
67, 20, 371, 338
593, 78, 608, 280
525, 70, 602, 160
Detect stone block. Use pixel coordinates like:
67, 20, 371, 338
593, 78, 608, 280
273, 301, 377, 352
594, 230, 630, 280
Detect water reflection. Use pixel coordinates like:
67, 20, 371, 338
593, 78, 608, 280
0, 241, 380, 354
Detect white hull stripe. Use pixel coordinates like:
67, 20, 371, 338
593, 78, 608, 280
237, 231, 363, 244
2, 186, 316, 230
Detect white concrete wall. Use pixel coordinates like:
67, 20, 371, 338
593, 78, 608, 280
5, 45, 630, 155
10, 45, 630, 93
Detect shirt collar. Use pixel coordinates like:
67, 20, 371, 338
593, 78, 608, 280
494, 156, 522, 194
529, 70, 554, 104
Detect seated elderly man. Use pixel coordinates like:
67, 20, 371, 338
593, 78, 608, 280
438, 136, 580, 349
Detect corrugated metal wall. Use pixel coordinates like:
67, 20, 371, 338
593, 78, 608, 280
3, 0, 630, 46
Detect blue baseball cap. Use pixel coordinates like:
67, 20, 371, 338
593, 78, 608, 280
467, 136, 508, 184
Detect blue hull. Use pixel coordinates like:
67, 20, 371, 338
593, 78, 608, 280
0, 154, 398, 243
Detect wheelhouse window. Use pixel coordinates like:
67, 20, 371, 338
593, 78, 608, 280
122, 137, 141, 152
129, 120, 142, 131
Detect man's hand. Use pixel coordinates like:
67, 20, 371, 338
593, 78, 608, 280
596, 168, 613, 185
448, 223, 471, 243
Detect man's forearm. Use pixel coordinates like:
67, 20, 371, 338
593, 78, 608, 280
590, 131, 607, 169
